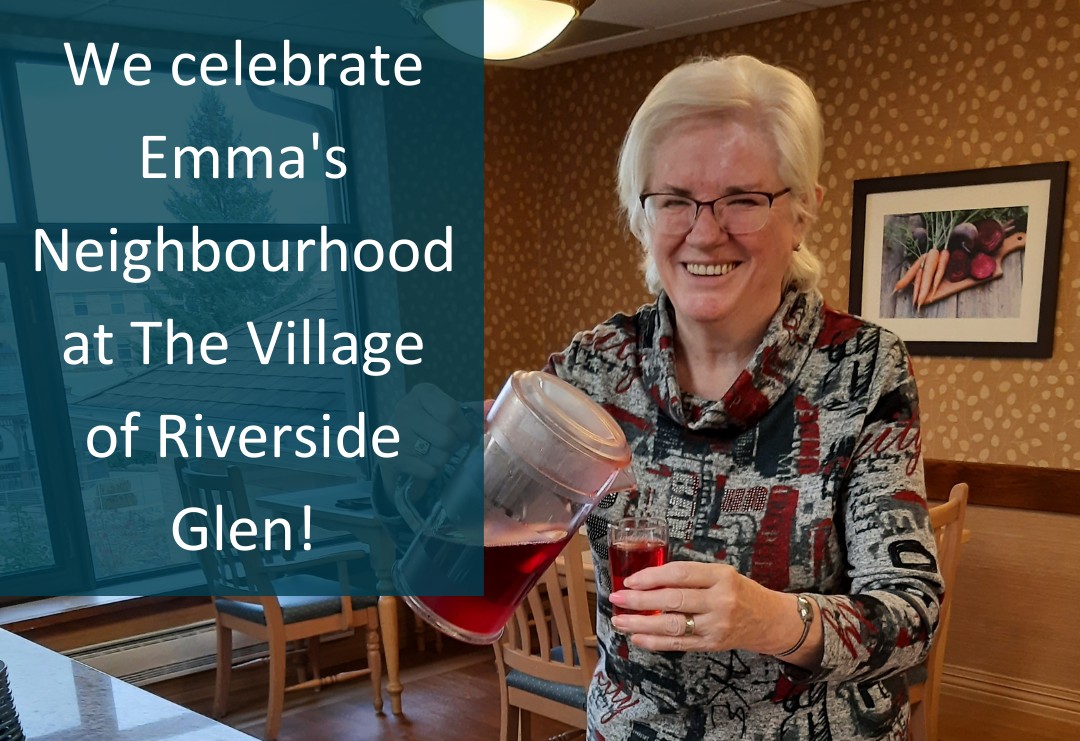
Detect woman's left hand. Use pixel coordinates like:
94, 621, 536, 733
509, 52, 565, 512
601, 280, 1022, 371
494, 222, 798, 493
608, 561, 791, 655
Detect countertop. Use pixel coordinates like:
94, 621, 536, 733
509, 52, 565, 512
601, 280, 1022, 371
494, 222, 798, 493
0, 628, 251, 740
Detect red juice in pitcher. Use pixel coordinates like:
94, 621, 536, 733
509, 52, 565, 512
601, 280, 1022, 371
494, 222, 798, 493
406, 523, 571, 641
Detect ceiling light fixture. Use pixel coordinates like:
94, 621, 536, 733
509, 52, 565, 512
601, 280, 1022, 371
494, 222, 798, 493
403, 0, 595, 61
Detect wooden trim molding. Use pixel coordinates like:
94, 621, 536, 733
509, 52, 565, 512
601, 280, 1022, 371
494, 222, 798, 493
924, 459, 1080, 515
942, 665, 1080, 730
1, 596, 212, 652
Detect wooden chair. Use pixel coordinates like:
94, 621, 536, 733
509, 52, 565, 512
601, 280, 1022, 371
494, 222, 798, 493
908, 482, 970, 741
494, 531, 597, 741
174, 458, 384, 741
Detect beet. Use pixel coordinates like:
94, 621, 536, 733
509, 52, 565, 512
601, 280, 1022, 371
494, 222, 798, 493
974, 219, 1004, 253
912, 226, 928, 251
970, 252, 997, 281
946, 249, 971, 282
948, 222, 978, 253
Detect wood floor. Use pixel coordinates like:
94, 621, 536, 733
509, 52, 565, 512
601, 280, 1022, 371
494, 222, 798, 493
146, 637, 576, 741
143, 630, 1080, 741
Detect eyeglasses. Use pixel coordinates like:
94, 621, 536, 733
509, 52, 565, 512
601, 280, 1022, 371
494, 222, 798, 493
639, 188, 792, 236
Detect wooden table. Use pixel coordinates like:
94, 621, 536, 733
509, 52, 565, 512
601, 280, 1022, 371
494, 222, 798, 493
0, 627, 251, 740
256, 483, 403, 715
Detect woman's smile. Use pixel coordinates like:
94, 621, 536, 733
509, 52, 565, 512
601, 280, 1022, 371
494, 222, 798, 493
685, 261, 740, 277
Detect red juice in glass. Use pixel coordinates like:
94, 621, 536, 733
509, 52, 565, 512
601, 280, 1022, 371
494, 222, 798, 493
609, 517, 669, 616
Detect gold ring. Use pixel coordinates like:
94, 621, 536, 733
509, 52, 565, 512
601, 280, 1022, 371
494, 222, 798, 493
413, 437, 431, 456
683, 614, 695, 636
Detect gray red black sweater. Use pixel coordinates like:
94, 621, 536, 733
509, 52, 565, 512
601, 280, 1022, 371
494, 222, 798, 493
546, 288, 943, 741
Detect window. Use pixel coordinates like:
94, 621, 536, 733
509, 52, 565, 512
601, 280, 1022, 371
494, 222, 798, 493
0, 33, 487, 597
0, 105, 14, 223
17, 62, 339, 225
0, 263, 57, 582
2, 53, 367, 593
116, 339, 133, 365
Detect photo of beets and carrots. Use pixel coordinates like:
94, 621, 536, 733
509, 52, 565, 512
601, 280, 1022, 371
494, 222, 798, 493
884, 205, 1028, 315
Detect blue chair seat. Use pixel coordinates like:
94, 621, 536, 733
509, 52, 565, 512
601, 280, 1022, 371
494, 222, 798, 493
505, 671, 587, 709
215, 575, 379, 625
505, 645, 587, 709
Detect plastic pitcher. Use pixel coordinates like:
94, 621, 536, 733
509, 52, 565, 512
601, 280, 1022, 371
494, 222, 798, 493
393, 370, 633, 644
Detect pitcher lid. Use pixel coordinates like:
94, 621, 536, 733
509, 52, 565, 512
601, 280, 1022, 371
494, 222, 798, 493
509, 370, 631, 466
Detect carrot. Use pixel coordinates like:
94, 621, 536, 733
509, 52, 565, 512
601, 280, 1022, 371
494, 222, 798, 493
916, 248, 940, 309
893, 258, 921, 294
928, 246, 949, 302
909, 258, 924, 308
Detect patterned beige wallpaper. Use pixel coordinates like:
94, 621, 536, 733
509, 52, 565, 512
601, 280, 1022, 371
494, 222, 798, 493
485, 0, 1080, 470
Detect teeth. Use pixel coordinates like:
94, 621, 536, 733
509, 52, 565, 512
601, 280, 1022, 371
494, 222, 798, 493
686, 262, 736, 276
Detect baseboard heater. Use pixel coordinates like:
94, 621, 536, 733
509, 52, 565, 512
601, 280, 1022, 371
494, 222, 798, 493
65, 620, 265, 687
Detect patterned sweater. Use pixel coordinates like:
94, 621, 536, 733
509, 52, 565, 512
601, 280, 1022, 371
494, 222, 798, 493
545, 289, 943, 741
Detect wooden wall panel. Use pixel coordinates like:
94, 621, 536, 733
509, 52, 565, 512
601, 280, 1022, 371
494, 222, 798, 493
925, 460, 1080, 736
925, 459, 1080, 514
946, 505, 1080, 689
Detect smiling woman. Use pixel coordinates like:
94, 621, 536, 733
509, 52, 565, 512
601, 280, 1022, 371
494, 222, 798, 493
539, 55, 941, 741
381, 54, 941, 741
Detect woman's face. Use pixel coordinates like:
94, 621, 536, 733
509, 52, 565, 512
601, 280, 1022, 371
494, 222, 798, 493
645, 116, 807, 336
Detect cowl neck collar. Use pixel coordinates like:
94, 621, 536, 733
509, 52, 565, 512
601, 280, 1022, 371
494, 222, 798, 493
642, 288, 823, 431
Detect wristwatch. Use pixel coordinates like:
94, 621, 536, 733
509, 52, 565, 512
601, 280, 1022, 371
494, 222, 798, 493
774, 594, 814, 658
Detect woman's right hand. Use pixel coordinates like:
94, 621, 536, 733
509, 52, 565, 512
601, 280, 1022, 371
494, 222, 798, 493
379, 383, 485, 496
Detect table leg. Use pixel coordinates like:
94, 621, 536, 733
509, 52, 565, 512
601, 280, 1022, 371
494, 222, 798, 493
378, 596, 402, 715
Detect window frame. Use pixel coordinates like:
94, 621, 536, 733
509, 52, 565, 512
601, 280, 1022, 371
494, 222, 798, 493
0, 44, 383, 596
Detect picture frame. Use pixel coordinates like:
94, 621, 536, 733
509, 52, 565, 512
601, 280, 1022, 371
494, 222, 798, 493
848, 162, 1068, 358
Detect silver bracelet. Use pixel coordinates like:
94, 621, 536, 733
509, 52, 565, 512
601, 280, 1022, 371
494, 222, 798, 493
774, 594, 813, 658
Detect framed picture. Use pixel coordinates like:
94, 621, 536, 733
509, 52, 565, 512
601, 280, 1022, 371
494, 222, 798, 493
849, 162, 1068, 357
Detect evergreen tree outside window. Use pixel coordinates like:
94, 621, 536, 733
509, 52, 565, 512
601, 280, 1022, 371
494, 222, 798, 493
146, 90, 317, 341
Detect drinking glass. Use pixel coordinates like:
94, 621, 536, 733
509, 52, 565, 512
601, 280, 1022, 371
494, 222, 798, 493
608, 516, 669, 616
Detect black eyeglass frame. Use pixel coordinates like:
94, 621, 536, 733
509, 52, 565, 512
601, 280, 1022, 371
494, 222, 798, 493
638, 187, 793, 234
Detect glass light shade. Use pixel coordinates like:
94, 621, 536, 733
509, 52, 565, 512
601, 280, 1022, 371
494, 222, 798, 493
423, 0, 578, 61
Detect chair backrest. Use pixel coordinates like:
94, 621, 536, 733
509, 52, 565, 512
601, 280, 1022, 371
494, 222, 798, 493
918, 482, 970, 740
930, 482, 969, 644
498, 531, 597, 688
173, 457, 270, 595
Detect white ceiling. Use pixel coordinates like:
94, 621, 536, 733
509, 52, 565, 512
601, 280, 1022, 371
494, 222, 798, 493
0, 0, 870, 68
511, 0, 870, 68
